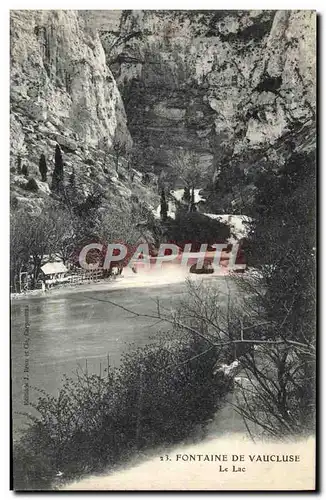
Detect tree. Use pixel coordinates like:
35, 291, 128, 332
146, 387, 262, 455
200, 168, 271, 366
64, 168, 79, 211
108, 269, 315, 439
52, 144, 64, 192
167, 211, 230, 251
52, 208, 78, 265
38, 153, 48, 182
182, 186, 191, 204
232, 147, 316, 437
112, 140, 126, 173
10, 211, 31, 291
25, 178, 39, 192
69, 169, 76, 188
16, 154, 22, 174
11, 208, 62, 289
190, 187, 197, 212
142, 173, 150, 185
15, 143, 28, 175
171, 150, 206, 191
160, 188, 168, 222
21, 164, 28, 177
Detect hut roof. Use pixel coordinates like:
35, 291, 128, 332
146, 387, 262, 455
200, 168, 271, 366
41, 262, 67, 275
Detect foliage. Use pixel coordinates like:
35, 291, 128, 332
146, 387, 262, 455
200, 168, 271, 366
25, 177, 39, 192
182, 186, 191, 203
38, 154, 48, 182
52, 144, 64, 193
232, 149, 316, 436
21, 164, 29, 177
247, 150, 316, 334
16, 154, 22, 174
112, 140, 127, 172
166, 211, 230, 250
10, 204, 78, 287
13, 333, 232, 490
171, 150, 207, 189
160, 188, 168, 221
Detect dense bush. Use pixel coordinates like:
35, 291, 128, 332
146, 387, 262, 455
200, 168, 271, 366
166, 211, 230, 250
232, 148, 316, 436
21, 164, 29, 177
38, 154, 47, 182
24, 177, 39, 192
52, 144, 64, 192
13, 333, 232, 490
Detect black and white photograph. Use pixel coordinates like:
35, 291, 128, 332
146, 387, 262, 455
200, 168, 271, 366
10, 8, 316, 491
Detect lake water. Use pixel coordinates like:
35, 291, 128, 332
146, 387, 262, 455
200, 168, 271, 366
11, 274, 246, 437
11, 280, 189, 434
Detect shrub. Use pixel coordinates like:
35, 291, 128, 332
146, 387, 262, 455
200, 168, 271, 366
24, 177, 39, 192
182, 186, 191, 203
85, 158, 95, 166
166, 211, 231, 250
13, 333, 232, 490
52, 144, 64, 192
231, 148, 316, 438
21, 164, 29, 177
38, 154, 47, 182
160, 188, 168, 221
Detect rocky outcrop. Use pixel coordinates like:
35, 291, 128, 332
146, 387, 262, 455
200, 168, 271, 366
10, 10, 315, 214
94, 10, 315, 174
10, 10, 157, 213
11, 10, 131, 152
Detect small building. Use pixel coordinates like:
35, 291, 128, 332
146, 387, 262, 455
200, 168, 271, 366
40, 262, 68, 286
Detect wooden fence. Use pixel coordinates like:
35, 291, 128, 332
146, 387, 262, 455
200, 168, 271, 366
67, 269, 104, 285
11, 268, 109, 294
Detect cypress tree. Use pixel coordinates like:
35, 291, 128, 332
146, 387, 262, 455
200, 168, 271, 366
190, 187, 197, 212
39, 153, 47, 182
52, 144, 64, 192
16, 154, 22, 174
21, 164, 29, 177
160, 188, 168, 222
182, 186, 191, 203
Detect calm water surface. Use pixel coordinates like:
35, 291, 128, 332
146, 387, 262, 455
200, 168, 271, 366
11, 283, 186, 434
11, 277, 246, 437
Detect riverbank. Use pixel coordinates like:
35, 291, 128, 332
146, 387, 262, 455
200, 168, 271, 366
10, 266, 235, 301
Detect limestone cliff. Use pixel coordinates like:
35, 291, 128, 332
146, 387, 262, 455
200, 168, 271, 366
10, 10, 315, 214
10, 10, 158, 213
95, 10, 316, 175
11, 10, 131, 151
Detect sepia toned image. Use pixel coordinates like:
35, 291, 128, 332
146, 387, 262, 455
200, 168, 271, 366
10, 9, 316, 491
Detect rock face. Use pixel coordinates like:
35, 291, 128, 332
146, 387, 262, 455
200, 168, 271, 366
10, 10, 150, 212
11, 10, 131, 151
95, 10, 316, 174
10, 10, 316, 213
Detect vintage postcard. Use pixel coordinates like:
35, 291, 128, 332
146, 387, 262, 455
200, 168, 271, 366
10, 9, 316, 491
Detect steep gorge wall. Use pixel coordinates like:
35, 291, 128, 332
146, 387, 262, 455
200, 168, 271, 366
11, 10, 131, 152
95, 10, 316, 176
10, 10, 316, 213
10, 10, 158, 213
